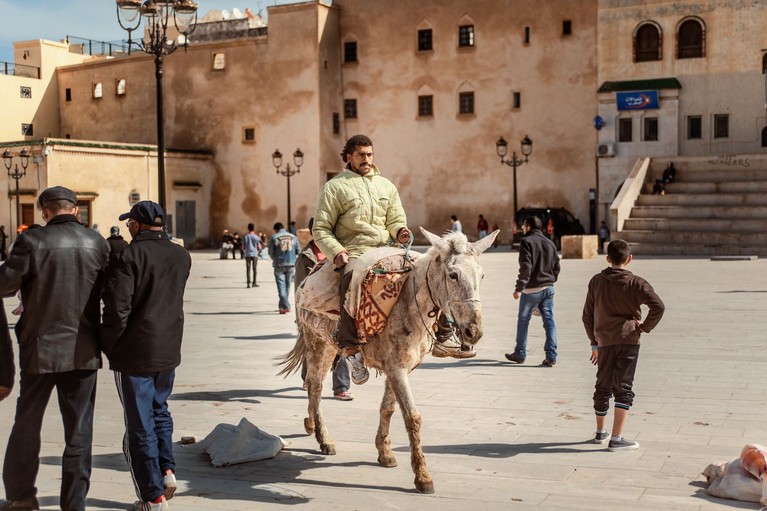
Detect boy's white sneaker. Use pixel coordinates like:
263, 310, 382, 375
163, 470, 177, 500
132, 496, 168, 511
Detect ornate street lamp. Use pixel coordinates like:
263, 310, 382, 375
272, 148, 304, 229
116, 0, 199, 214
496, 135, 533, 216
2, 148, 30, 234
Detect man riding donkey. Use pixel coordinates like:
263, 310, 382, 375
312, 134, 475, 386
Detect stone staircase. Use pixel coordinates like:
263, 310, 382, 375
619, 165, 767, 256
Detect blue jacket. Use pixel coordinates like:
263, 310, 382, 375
242, 232, 262, 258
268, 229, 300, 268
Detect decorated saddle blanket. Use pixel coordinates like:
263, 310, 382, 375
296, 247, 418, 342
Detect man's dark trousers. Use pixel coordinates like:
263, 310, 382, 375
114, 369, 176, 502
3, 369, 97, 511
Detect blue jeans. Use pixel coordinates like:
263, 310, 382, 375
513, 286, 557, 361
274, 266, 295, 310
115, 370, 175, 502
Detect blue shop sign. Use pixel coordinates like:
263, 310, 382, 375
616, 90, 659, 110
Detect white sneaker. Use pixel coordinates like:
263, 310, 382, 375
132, 496, 168, 511
347, 353, 369, 385
163, 469, 177, 500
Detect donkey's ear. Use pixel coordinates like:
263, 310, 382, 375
420, 226, 449, 252
472, 229, 499, 254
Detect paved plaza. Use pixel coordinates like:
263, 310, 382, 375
1, 247, 766, 510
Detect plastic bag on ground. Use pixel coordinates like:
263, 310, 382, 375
201, 417, 286, 467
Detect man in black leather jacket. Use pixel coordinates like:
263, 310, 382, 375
0, 186, 109, 511
100, 201, 191, 511
505, 215, 561, 367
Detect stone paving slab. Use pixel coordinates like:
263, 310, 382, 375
1, 249, 766, 510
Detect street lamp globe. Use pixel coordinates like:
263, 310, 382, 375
293, 148, 304, 168
272, 149, 283, 169
521, 135, 533, 157
495, 137, 508, 159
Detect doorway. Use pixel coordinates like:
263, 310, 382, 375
175, 200, 196, 247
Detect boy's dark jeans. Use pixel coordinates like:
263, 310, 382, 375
593, 344, 640, 415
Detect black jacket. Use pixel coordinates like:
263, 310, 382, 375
0, 215, 109, 374
515, 229, 560, 293
100, 229, 191, 375
107, 235, 129, 266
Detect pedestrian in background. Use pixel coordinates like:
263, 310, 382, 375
101, 201, 191, 511
583, 239, 664, 451
0, 186, 109, 511
243, 223, 262, 288
450, 214, 462, 233
505, 216, 560, 367
0, 225, 7, 260
477, 214, 488, 239
268, 222, 300, 314
107, 225, 129, 265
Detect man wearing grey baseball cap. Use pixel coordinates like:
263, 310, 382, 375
0, 185, 109, 511
101, 200, 191, 511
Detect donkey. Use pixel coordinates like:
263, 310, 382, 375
277, 227, 498, 493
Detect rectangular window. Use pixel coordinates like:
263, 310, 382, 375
418, 29, 433, 52
459, 91, 474, 114
344, 41, 358, 63
20, 86, 31, 99
562, 20, 572, 36
21, 123, 33, 136
242, 127, 255, 143
76, 200, 92, 226
418, 95, 433, 117
643, 117, 659, 141
618, 118, 633, 142
512, 92, 521, 109
344, 99, 357, 119
459, 25, 475, 47
115, 78, 126, 96
524, 26, 530, 44
332, 112, 340, 134
66, 88, 72, 102
93, 82, 103, 99
714, 114, 729, 139
687, 116, 702, 139
212, 52, 226, 70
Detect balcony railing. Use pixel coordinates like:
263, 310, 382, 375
0, 61, 41, 79
65, 36, 129, 57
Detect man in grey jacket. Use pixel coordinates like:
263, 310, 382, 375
0, 186, 109, 511
505, 216, 560, 366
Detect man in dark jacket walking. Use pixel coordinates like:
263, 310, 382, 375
0, 186, 109, 511
101, 201, 191, 511
505, 216, 560, 366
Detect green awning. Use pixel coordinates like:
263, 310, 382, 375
598, 77, 682, 93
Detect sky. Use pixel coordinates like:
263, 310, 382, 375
0, 0, 317, 63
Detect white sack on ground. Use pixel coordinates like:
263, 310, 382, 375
201, 417, 286, 467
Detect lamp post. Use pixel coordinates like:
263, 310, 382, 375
116, 0, 199, 213
2, 148, 30, 233
272, 148, 304, 228
496, 135, 533, 216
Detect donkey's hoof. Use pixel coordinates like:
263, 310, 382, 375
415, 478, 435, 494
303, 417, 315, 435
377, 454, 398, 467
320, 442, 336, 455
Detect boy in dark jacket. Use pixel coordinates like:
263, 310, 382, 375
582, 239, 664, 452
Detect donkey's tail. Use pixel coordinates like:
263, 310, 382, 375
275, 330, 306, 378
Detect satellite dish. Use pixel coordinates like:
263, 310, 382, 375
221, 9, 230, 19
232, 8, 244, 18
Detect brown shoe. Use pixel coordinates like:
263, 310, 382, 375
432, 342, 477, 359
0, 497, 40, 510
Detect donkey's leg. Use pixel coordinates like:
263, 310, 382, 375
388, 367, 434, 494
305, 339, 337, 455
375, 378, 398, 467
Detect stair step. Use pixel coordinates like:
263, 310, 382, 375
620, 230, 767, 245
664, 181, 767, 193
623, 218, 767, 232
628, 242, 767, 256
656, 169, 767, 182
630, 205, 767, 219
636, 193, 767, 206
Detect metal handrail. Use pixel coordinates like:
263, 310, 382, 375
0, 61, 41, 79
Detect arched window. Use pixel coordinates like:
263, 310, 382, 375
761, 126, 767, 148
634, 22, 662, 62
677, 17, 705, 59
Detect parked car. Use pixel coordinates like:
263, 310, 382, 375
513, 207, 585, 249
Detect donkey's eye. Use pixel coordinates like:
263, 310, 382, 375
448, 272, 458, 280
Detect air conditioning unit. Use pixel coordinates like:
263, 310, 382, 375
596, 142, 616, 157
